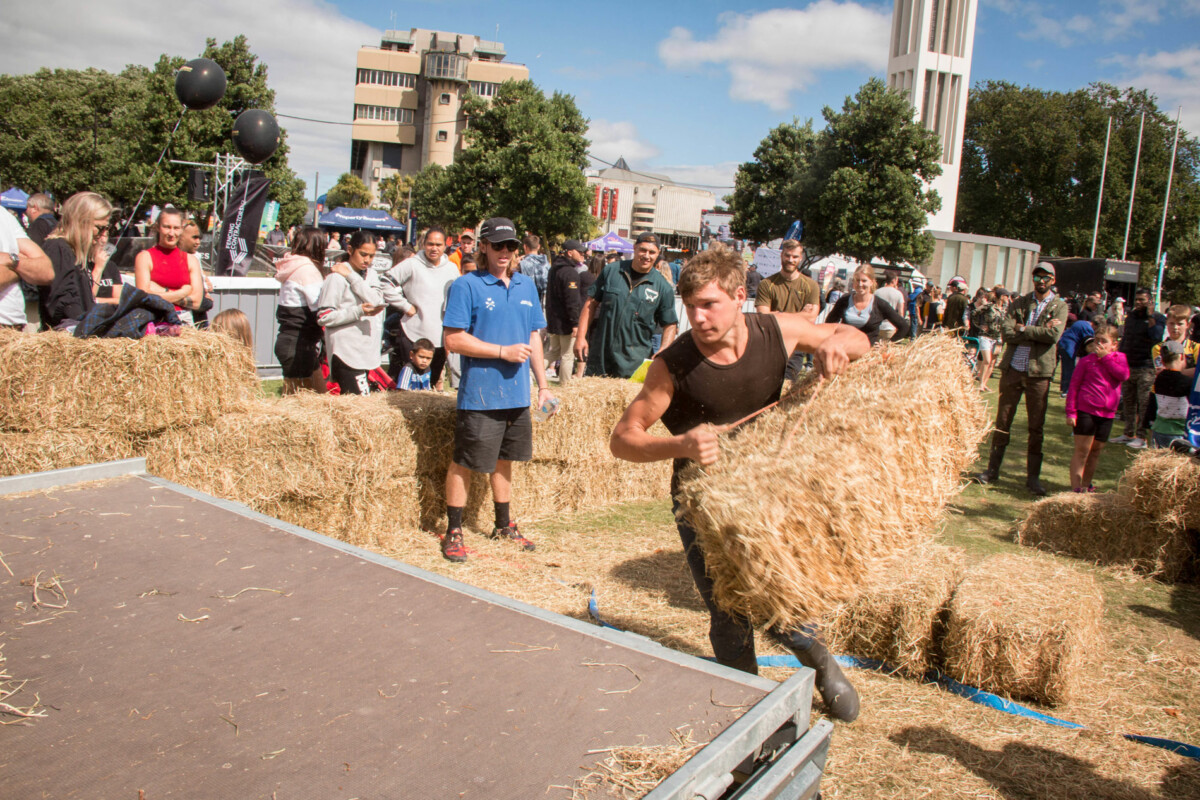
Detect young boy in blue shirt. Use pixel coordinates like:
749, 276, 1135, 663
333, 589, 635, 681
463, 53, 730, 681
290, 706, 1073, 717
395, 338, 435, 391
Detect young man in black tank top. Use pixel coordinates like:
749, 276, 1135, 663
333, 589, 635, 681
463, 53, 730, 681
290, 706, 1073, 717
611, 246, 870, 722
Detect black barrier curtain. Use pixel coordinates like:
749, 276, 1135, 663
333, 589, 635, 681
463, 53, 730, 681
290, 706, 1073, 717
216, 176, 271, 276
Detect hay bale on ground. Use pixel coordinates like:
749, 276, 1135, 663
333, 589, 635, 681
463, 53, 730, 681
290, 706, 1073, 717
0, 328, 257, 435
822, 544, 965, 677
675, 335, 989, 629
0, 430, 142, 477
146, 394, 423, 546
1118, 449, 1200, 530
145, 380, 670, 544
1017, 491, 1192, 582
943, 553, 1104, 706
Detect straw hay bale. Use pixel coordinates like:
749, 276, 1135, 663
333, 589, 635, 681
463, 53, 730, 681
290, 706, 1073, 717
1017, 491, 1192, 582
823, 544, 966, 677
1118, 449, 1200, 529
145, 380, 670, 544
675, 335, 989, 628
943, 553, 1104, 705
0, 328, 257, 435
0, 430, 141, 477
146, 394, 422, 546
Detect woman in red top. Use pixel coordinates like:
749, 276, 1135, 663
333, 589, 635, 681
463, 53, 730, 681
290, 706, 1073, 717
134, 208, 204, 314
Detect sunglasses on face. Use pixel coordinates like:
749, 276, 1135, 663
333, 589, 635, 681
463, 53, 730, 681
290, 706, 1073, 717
488, 241, 519, 252
1032, 274, 1052, 282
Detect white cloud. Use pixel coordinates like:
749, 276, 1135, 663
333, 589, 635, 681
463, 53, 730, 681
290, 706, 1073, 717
992, 0, 1200, 46
1112, 47, 1200, 138
0, 0, 378, 195
586, 119, 661, 165
657, 2, 890, 110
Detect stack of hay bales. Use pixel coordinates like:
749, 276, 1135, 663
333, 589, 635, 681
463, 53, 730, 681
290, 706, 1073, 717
1016, 450, 1198, 581
464, 378, 671, 526
145, 393, 427, 545
0, 328, 257, 476
822, 544, 965, 678
942, 553, 1104, 705
675, 335, 990, 629
146, 378, 671, 545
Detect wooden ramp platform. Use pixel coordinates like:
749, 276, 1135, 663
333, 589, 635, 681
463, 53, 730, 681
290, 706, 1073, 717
0, 460, 830, 799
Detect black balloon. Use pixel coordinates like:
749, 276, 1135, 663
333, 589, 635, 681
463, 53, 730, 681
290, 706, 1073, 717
231, 110, 280, 164
174, 58, 226, 110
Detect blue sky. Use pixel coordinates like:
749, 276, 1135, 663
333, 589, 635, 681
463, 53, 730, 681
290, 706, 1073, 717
4, 0, 1200, 198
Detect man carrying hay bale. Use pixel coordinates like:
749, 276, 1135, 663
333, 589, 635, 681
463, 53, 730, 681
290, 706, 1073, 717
610, 244, 870, 722
441, 217, 555, 563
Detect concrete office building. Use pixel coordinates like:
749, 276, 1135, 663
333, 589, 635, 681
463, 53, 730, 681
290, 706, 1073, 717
351, 29, 528, 201
586, 158, 714, 251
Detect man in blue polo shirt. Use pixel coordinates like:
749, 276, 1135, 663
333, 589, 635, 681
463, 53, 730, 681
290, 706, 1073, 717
441, 217, 556, 563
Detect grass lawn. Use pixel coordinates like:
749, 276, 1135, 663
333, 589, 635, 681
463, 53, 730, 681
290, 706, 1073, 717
363, 370, 1199, 798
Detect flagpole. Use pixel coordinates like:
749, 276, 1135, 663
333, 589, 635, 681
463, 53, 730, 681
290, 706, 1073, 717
1154, 106, 1182, 308
1122, 110, 1145, 262
1090, 116, 1111, 258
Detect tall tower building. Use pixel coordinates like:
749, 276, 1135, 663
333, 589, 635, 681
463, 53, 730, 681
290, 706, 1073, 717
886, 0, 978, 232
351, 29, 528, 202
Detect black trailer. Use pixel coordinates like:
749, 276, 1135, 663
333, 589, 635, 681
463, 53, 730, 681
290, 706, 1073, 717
0, 460, 832, 799
1040, 257, 1141, 304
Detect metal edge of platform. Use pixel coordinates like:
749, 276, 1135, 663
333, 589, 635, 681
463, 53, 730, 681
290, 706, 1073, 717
0, 459, 780, 694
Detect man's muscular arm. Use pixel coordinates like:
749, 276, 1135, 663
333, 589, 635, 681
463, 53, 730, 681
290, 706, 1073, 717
610, 358, 722, 466
775, 313, 870, 378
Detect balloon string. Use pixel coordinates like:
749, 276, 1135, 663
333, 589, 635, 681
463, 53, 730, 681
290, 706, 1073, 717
119, 107, 188, 238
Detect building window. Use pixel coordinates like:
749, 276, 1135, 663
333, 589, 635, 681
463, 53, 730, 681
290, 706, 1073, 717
424, 53, 467, 81
439, 93, 451, 105
436, 130, 448, 142
356, 68, 416, 88
354, 104, 414, 124
468, 81, 499, 98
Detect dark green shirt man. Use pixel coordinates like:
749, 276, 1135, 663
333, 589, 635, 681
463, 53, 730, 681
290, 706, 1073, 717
575, 233, 678, 378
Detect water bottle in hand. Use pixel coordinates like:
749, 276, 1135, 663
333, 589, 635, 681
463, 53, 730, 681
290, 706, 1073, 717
533, 397, 560, 422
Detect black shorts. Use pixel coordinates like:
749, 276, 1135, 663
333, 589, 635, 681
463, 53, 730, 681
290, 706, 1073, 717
1074, 411, 1114, 442
329, 354, 371, 396
275, 308, 323, 379
453, 407, 533, 473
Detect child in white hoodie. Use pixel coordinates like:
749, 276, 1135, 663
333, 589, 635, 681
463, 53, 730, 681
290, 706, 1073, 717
317, 230, 385, 395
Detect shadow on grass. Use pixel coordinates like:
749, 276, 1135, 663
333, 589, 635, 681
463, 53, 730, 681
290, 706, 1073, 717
1129, 581, 1200, 642
890, 726, 1200, 799
609, 549, 706, 614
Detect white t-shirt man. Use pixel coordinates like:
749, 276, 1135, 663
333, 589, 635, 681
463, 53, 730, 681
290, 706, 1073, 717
0, 208, 30, 326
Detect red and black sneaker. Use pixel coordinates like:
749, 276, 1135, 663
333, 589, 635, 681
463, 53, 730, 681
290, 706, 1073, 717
490, 521, 535, 552
441, 528, 468, 563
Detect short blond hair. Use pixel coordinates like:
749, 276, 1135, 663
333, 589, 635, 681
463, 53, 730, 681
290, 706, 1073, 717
677, 243, 744, 300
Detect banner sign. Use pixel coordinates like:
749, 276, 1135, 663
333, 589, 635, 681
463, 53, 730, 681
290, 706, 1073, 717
216, 176, 271, 276
700, 210, 733, 250
753, 247, 781, 279
1188, 368, 1200, 448
258, 200, 280, 237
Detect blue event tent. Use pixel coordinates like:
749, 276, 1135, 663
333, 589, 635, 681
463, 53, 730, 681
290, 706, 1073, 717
318, 207, 406, 232
586, 231, 633, 254
1, 187, 29, 211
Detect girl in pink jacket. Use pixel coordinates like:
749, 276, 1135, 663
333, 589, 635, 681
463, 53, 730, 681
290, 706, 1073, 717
1064, 324, 1129, 492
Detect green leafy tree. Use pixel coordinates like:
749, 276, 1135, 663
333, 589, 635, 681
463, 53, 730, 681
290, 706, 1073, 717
377, 172, 417, 220
728, 119, 817, 242
796, 78, 942, 264
410, 80, 591, 241
957, 82, 1200, 265
0, 36, 308, 227
325, 172, 372, 210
